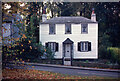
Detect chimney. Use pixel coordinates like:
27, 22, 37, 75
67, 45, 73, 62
91, 8, 96, 22
42, 5, 47, 22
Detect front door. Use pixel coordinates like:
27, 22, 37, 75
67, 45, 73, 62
63, 38, 73, 66
64, 44, 71, 65
65, 44, 71, 57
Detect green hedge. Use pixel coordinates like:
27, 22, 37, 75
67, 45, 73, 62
98, 46, 108, 59
107, 47, 120, 64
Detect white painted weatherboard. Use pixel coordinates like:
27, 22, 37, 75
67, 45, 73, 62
40, 23, 98, 59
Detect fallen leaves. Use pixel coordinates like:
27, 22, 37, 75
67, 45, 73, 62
2, 68, 114, 80
2, 68, 78, 79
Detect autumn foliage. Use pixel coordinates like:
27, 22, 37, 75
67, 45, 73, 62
2, 34, 54, 63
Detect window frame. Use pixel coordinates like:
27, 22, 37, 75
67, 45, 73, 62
81, 23, 88, 34
45, 42, 59, 52
65, 24, 71, 34
48, 42, 56, 52
78, 41, 91, 52
49, 24, 56, 35
80, 41, 88, 52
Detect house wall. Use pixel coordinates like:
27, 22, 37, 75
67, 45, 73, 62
2, 23, 20, 45
2, 23, 11, 38
2, 23, 12, 44
40, 23, 98, 59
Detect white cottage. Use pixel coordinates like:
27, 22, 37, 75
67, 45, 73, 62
39, 10, 98, 65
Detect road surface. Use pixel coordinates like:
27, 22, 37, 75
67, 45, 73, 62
6, 63, 120, 78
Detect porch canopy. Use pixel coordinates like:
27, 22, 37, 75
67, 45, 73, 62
63, 38, 73, 44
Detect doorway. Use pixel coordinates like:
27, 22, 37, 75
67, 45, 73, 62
63, 38, 73, 65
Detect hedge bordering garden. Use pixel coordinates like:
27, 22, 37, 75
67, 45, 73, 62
31, 59, 120, 69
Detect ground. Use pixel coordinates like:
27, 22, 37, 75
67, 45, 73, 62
2, 68, 116, 80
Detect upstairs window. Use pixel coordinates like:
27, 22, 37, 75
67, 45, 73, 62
81, 24, 88, 34
49, 24, 55, 34
78, 41, 91, 52
45, 42, 59, 52
65, 24, 71, 34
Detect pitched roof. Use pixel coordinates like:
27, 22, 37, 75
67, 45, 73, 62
41, 16, 97, 24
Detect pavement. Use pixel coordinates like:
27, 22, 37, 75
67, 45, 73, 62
8, 61, 120, 73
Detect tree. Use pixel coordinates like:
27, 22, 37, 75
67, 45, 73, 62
25, 2, 43, 43
2, 2, 55, 63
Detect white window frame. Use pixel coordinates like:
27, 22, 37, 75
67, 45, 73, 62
49, 24, 55, 34
48, 42, 56, 52
80, 42, 88, 52
65, 24, 71, 34
46, 42, 59, 52
81, 24, 88, 34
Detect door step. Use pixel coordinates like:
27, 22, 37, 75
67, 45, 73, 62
64, 57, 71, 65
64, 61, 71, 65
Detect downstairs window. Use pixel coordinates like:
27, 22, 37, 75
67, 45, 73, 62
78, 41, 91, 52
45, 42, 59, 52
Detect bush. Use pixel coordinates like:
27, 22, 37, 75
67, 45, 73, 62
98, 45, 108, 59
2, 37, 54, 62
107, 47, 120, 64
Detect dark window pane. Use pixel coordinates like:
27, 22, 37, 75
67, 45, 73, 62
49, 24, 55, 34
65, 24, 71, 34
81, 42, 84, 51
81, 24, 88, 33
85, 42, 88, 51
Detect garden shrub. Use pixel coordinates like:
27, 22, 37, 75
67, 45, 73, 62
107, 47, 120, 65
98, 45, 108, 59
2, 37, 54, 63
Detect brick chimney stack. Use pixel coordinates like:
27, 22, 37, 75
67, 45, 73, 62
91, 8, 96, 22
42, 5, 47, 22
